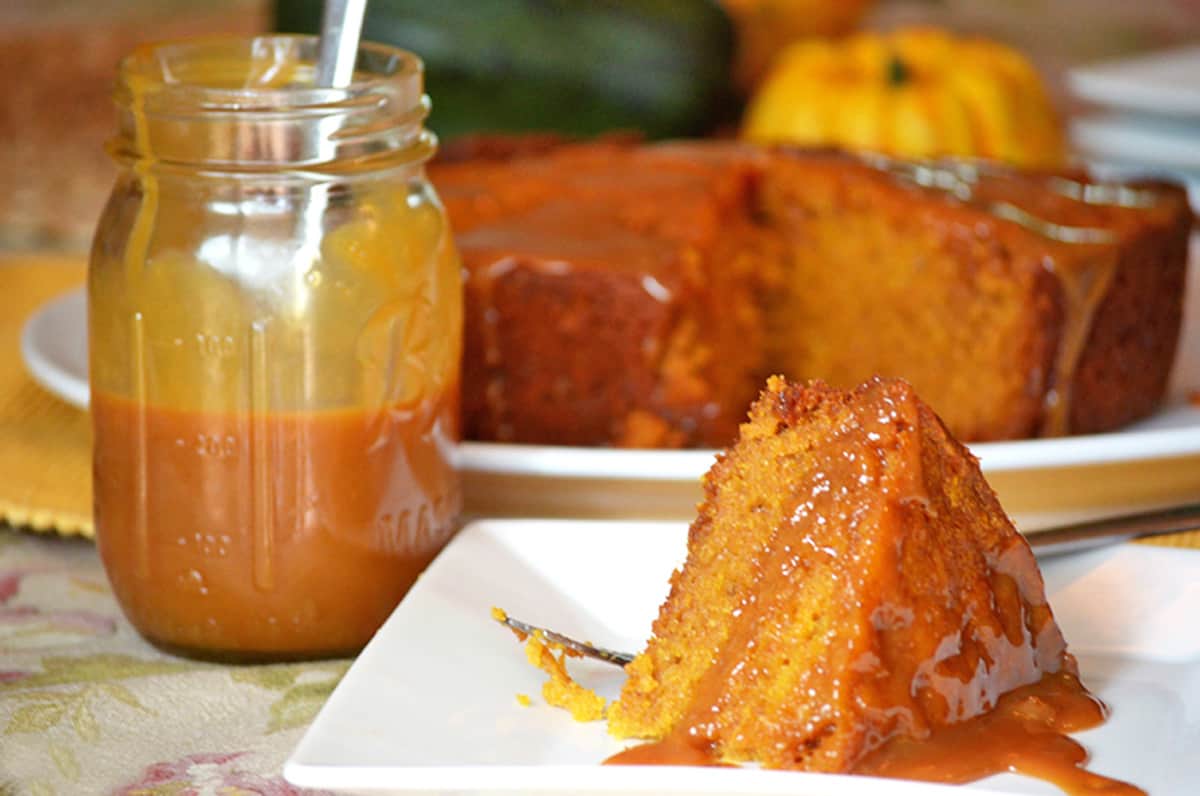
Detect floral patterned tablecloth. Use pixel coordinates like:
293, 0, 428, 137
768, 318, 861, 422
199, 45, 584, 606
4, 3, 1200, 789
0, 527, 344, 795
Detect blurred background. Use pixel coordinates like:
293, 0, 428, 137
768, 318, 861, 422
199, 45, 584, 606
2, 0, 1198, 254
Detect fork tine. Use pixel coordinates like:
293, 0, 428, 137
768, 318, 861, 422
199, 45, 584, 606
492, 610, 635, 667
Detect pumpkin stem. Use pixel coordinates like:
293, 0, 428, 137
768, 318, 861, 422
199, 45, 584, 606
886, 54, 910, 87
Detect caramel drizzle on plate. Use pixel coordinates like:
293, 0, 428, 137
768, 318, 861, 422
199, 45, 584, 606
607, 671, 1142, 796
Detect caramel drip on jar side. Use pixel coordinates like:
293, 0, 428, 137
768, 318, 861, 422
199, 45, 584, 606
118, 71, 160, 583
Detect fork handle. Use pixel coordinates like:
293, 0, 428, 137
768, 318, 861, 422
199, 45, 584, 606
1028, 502, 1200, 558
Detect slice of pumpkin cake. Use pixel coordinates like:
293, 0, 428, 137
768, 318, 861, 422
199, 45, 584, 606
606, 375, 1084, 772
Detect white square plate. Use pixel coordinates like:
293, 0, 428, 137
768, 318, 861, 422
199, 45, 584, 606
285, 519, 1200, 795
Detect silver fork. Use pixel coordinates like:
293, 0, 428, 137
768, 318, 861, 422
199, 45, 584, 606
494, 612, 635, 666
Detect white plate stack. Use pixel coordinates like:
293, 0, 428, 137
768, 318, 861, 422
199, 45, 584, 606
1068, 44, 1200, 212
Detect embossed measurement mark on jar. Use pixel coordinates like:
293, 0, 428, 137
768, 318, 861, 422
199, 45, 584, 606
194, 433, 239, 459
195, 332, 237, 358
173, 532, 234, 554
178, 568, 208, 596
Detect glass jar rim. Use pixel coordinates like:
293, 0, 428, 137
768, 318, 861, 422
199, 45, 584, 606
115, 34, 423, 114
110, 34, 433, 171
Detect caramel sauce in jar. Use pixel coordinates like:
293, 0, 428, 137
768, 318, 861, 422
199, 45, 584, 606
92, 393, 459, 659
89, 35, 462, 660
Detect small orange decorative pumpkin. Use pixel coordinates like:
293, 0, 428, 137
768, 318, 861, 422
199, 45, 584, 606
741, 27, 1065, 168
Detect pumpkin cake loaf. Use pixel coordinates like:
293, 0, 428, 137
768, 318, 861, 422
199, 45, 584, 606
432, 140, 782, 447
755, 149, 1191, 440
605, 377, 1110, 784
429, 140, 1191, 446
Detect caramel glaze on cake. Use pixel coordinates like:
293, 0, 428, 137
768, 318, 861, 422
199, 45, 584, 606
605, 377, 1141, 795
434, 141, 783, 447
429, 140, 1191, 446
757, 150, 1191, 440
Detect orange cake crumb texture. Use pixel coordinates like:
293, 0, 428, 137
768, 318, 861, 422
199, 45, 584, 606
600, 376, 1140, 794
436, 141, 778, 448
606, 375, 1069, 764
431, 141, 1190, 447
524, 633, 607, 723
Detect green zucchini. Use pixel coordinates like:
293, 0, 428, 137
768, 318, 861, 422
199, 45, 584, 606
275, 0, 736, 140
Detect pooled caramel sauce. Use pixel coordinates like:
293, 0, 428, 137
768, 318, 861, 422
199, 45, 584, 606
855, 671, 1142, 795
608, 672, 1141, 795
606, 735, 734, 767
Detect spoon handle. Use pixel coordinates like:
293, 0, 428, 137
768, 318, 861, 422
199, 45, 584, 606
1027, 502, 1200, 557
316, 0, 369, 88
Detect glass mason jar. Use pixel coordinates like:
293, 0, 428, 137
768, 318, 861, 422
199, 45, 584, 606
89, 35, 463, 660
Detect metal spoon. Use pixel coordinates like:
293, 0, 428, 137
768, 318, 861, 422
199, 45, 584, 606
316, 0, 368, 87
495, 502, 1200, 668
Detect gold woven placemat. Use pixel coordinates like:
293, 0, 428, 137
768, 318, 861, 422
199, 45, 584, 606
0, 253, 91, 536
1135, 527, 1200, 549
0, 251, 1197, 550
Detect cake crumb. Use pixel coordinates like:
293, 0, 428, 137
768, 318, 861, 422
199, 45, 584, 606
492, 605, 530, 642
515, 693, 532, 707
524, 631, 607, 722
